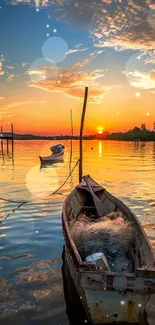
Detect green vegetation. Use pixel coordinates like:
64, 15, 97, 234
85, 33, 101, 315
100, 123, 155, 141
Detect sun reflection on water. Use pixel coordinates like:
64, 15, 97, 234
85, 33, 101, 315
98, 141, 102, 157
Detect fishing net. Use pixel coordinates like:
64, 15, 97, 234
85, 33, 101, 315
70, 212, 135, 272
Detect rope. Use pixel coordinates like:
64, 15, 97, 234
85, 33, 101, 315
52, 158, 80, 195
0, 158, 80, 224
63, 133, 71, 146
0, 201, 28, 224
0, 197, 28, 204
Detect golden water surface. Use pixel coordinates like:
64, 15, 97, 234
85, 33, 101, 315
0, 140, 155, 325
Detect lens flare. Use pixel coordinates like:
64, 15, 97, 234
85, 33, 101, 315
26, 165, 59, 197
29, 58, 58, 83
42, 37, 68, 64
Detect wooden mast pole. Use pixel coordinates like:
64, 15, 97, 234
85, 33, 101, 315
79, 87, 88, 183
7, 137, 9, 153
1, 126, 4, 156
11, 123, 14, 158
69, 109, 73, 170
70, 109, 73, 137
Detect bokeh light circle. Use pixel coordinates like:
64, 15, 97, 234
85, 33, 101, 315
124, 51, 155, 89
26, 165, 59, 197
42, 37, 68, 64
29, 58, 58, 83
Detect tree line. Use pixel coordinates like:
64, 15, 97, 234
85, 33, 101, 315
13, 123, 155, 141
96, 123, 155, 141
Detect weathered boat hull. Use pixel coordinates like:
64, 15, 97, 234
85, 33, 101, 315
61, 246, 90, 325
63, 246, 155, 324
80, 272, 150, 324
39, 150, 64, 165
63, 246, 92, 324
62, 176, 155, 324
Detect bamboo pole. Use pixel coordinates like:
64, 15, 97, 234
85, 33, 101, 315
1, 126, 4, 156
69, 109, 73, 171
7, 138, 9, 153
11, 123, 13, 138
79, 87, 88, 183
70, 109, 73, 137
11, 123, 14, 157
69, 109, 74, 187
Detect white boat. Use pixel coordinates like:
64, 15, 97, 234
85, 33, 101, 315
39, 150, 64, 165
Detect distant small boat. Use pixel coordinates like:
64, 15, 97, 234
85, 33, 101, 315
62, 175, 155, 325
39, 150, 64, 165
50, 143, 65, 154
39, 143, 65, 165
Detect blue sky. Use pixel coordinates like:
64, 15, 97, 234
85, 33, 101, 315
0, 1, 90, 64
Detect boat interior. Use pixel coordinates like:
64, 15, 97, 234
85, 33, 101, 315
65, 176, 155, 274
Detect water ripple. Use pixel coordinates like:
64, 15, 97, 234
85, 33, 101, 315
0, 140, 155, 324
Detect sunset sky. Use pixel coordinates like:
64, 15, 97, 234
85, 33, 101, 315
0, 0, 155, 135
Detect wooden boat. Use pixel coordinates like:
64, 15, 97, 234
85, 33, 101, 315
62, 174, 155, 325
61, 246, 90, 325
50, 143, 65, 154
39, 150, 64, 165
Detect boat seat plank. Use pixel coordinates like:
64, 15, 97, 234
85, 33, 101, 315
136, 267, 155, 278
82, 206, 96, 210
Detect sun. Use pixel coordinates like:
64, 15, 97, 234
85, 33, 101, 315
97, 126, 105, 134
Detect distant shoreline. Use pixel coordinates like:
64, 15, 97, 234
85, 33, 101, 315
10, 135, 155, 142
8, 126, 155, 141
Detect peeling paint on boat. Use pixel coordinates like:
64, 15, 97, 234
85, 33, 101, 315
145, 294, 155, 325
113, 276, 127, 291
83, 289, 148, 324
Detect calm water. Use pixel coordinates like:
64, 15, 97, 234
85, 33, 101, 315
0, 140, 155, 325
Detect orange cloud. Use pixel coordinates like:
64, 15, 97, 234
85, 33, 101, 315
11, 0, 47, 7
6, 65, 15, 70
149, 70, 155, 81
7, 73, 15, 82
0, 61, 4, 76
28, 61, 105, 102
7, 100, 47, 109
50, 0, 155, 54
0, 59, 19, 81
0, 110, 14, 119
95, 22, 155, 52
